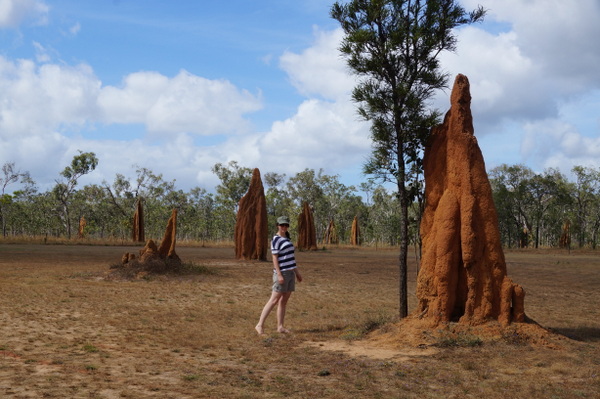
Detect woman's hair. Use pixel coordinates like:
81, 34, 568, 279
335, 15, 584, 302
275, 223, 291, 239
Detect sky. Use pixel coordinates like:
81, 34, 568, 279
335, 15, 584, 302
1, 0, 599, 195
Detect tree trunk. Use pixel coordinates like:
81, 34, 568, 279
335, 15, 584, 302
399, 191, 409, 318
64, 204, 72, 239
398, 150, 409, 319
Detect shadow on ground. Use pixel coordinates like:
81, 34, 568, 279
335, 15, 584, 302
550, 326, 600, 342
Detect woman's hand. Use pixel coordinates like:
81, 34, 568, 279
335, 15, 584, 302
295, 271, 303, 283
277, 274, 284, 285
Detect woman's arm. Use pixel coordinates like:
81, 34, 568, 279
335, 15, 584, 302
272, 254, 284, 284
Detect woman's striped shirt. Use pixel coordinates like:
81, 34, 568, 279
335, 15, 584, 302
271, 235, 296, 272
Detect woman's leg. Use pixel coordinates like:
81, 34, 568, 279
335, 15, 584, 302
276, 292, 292, 333
256, 291, 283, 334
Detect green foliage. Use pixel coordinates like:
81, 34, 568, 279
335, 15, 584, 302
5, 153, 600, 252
83, 344, 99, 353
435, 331, 483, 348
340, 312, 393, 340
1, 162, 34, 237
489, 164, 584, 248
53, 151, 99, 238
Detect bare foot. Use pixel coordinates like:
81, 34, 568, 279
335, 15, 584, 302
277, 327, 290, 334
255, 325, 265, 335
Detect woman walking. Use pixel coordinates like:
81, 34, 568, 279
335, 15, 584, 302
255, 216, 303, 335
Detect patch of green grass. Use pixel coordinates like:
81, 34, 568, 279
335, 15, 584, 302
501, 328, 528, 345
183, 374, 200, 381
340, 313, 393, 341
435, 332, 483, 348
340, 328, 365, 341
82, 344, 99, 353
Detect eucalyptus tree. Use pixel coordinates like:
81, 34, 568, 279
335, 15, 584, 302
212, 161, 253, 240
0, 162, 33, 237
331, 0, 485, 317
283, 169, 324, 236
133, 167, 177, 239
571, 166, 600, 247
264, 172, 290, 229
76, 184, 130, 239
527, 169, 570, 248
187, 187, 216, 243
489, 164, 536, 247
103, 173, 136, 217
286, 169, 325, 206
318, 174, 360, 243
19, 191, 58, 237
53, 151, 99, 238
212, 161, 254, 211
369, 185, 401, 246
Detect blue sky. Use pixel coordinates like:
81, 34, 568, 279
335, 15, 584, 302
1, 0, 600, 195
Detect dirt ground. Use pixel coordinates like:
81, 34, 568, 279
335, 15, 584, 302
0, 243, 598, 398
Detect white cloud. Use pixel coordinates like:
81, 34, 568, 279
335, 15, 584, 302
0, 0, 48, 28
69, 22, 80, 36
98, 70, 263, 136
522, 118, 600, 173
0, 57, 265, 191
451, 0, 600, 113
0, 57, 264, 140
436, 26, 555, 130
0, 132, 69, 191
471, 0, 600, 88
32, 41, 50, 62
280, 27, 355, 101
247, 98, 369, 175
0, 57, 100, 137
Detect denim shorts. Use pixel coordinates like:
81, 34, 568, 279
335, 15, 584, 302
272, 270, 296, 293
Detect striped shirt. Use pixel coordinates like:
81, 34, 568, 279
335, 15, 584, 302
271, 235, 296, 272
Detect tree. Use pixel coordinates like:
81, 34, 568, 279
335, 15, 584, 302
0, 162, 33, 237
53, 151, 99, 238
528, 169, 570, 248
186, 187, 216, 243
331, 0, 485, 317
264, 172, 290, 228
571, 166, 600, 247
489, 164, 536, 247
212, 161, 253, 212
212, 161, 253, 240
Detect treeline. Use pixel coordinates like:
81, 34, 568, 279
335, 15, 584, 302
0, 157, 406, 246
2, 156, 599, 249
490, 164, 600, 249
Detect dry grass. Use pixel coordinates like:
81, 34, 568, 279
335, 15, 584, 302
0, 244, 598, 398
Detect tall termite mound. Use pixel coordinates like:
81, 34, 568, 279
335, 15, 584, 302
77, 216, 86, 239
235, 168, 268, 261
350, 216, 361, 246
132, 198, 145, 242
415, 74, 525, 327
323, 219, 339, 245
559, 220, 571, 249
297, 202, 318, 251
